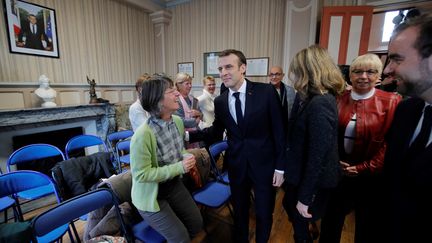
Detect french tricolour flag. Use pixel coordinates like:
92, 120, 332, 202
11, 7, 20, 35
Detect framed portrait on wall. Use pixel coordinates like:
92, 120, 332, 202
3, 0, 60, 58
177, 62, 194, 77
246, 57, 269, 77
204, 52, 221, 78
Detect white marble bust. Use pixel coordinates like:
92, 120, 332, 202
35, 75, 57, 107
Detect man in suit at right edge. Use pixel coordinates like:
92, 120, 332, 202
191, 49, 286, 242
382, 15, 432, 243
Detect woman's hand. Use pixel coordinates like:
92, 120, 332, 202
296, 201, 312, 218
182, 154, 196, 173
340, 161, 358, 176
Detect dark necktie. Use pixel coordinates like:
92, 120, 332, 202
409, 105, 432, 155
233, 92, 244, 128
32, 24, 36, 34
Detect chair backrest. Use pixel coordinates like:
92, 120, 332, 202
107, 130, 134, 145
0, 170, 60, 201
116, 140, 131, 153
32, 188, 132, 242
208, 140, 228, 180
65, 134, 108, 159
7, 144, 65, 173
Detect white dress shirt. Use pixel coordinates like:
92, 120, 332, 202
228, 79, 246, 124
129, 99, 150, 131
410, 101, 432, 146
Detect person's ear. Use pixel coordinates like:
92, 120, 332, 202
240, 64, 246, 75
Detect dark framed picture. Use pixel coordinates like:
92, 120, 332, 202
203, 52, 221, 78
3, 0, 59, 58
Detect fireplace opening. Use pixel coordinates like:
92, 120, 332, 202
12, 127, 84, 175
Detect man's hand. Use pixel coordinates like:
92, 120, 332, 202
296, 201, 312, 218
272, 171, 284, 187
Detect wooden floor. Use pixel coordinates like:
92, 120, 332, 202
6, 189, 355, 243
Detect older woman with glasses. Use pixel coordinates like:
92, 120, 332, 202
130, 75, 203, 242
319, 54, 401, 243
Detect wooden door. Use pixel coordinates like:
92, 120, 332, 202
319, 6, 373, 65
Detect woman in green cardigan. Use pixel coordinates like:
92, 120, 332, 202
130, 75, 203, 242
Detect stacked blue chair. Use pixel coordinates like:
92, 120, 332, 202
192, 142, 233, 231
0, 170, 70, 242
0, 168, 17, 223
107, 130, 134, 172
32, 188, 132, 243
65, 134, 108, 159
6, 143, 65, 218
208, 140, 230, 184
116, 140, 131, 173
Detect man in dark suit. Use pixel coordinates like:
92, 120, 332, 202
193, 49, 286, 242
382, 15, 432, 243
17, 14, 48, 50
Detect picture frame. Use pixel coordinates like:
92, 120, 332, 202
3, 0, 59, 58
177, 62, 194, 77
203, 52, 221, 78
246, 57, 269, 77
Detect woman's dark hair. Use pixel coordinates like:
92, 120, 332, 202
140, 75, 174, 117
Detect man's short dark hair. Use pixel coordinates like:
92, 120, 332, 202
393, 14, 432, 58
219, 49, 247, 66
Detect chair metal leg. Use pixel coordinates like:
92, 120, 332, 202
70, 221, 81, 243
3, 208, 7, 223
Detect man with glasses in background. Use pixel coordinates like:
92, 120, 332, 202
268, 66, 296, 131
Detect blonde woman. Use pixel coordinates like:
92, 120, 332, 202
319, 54, 401, 243
282, 45, 345, 243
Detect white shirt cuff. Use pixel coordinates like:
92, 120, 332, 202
275, 169, 284, 174
185, 131, 190, 142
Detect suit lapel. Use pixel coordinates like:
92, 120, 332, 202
243, 80, 254, 131
401, 99, 426, 157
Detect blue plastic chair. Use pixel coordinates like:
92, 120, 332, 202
0, 168, 18, 223
208, 140, 230, 184
6, 144, 65, 216
65, 134, 108, 159
107, 130, 134, 172
32, 188, 132, 243
116, 140, 131, 172
0, 170, 70, 242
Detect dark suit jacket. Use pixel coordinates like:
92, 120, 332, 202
18, 23, 47, 50
200, 79, 286, 184
383, 97, 432, 242
284, 93, 341, 205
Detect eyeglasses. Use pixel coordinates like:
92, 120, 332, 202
165, 88, 177, 95
268, 73, 283, 77
352, 69, 379, 76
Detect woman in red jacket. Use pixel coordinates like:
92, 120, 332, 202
319, 53, 401, 243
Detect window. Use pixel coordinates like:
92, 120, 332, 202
382, 10, 408, 42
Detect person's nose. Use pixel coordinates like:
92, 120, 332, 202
220, 68, 228, 76
360, 71, 368, 78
